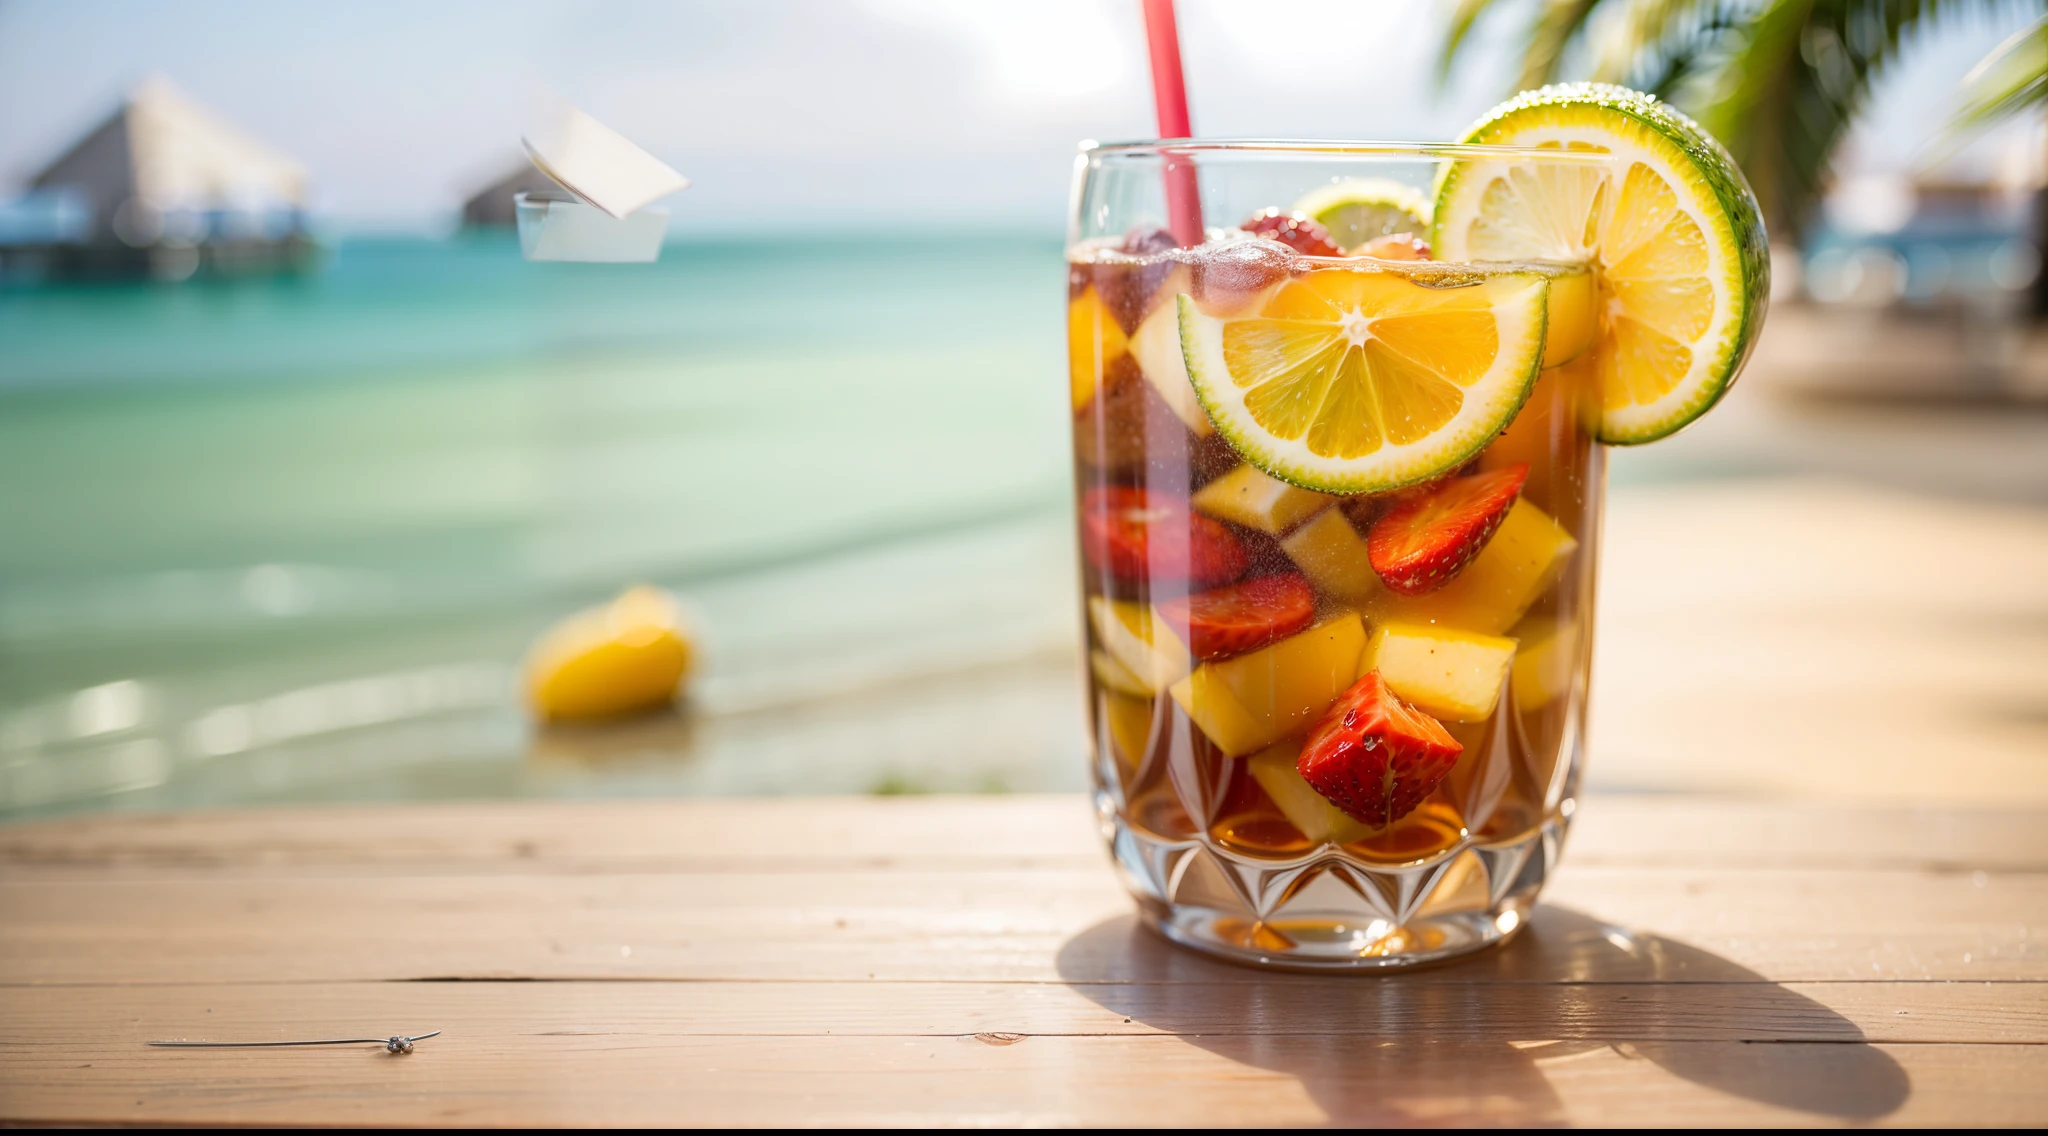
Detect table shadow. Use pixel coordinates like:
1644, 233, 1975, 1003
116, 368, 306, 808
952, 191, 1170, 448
1055, 905, 1908, 1125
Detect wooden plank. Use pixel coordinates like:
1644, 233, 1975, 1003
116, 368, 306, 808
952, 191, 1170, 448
3, 797, 2044, 1126
0, 1030, 2039, 1128
3, 866, 2043, 985
5, 795, 2046, 873
1592, 480, 2048, 804
6, 978, 2044, 1047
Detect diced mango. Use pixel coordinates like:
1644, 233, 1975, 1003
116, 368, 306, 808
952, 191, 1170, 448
1367, 498, 1577, 636
1068, 287, 1129, 412
1088, 596, 1192, 693
1128, 292, 1214, 437
1509, 617, 1580, 712
1192, 464, 1333, 534
1248, 739, 1373, 844
1101, 691, 1155, 771
1361, 621, 1517, 722
1169, 613, 1365, 757
1280, 507, 1385, 601
1090, 647, 1153, 698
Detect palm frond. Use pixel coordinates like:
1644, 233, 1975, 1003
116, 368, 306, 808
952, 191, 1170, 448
1436, 0, 1608, 90
1590, 0, 1739, 89
1950, 14, 2048, 131
1517, 0, 1611, 89
1686, 1, 1972, 242
1438, 0, 1513, 83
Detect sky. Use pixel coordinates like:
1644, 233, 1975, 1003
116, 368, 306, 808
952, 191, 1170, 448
0, 0, 2036, 234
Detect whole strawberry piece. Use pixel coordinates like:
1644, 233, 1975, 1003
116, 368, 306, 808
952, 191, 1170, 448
1240, 208, 1343, 258
1296, 672, 1463, 829
1080, 487, 1248, 588
1367, 464, 1528, 595
1155, 572, 1315, 660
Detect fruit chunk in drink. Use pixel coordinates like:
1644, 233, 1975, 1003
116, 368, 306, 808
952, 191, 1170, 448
1074, 238, 1600, 860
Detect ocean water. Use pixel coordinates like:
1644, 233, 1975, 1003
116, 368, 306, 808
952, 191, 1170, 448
0, 233, 1089, 818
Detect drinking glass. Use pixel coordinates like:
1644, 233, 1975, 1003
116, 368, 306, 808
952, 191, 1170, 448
1068, 142, 1621, 969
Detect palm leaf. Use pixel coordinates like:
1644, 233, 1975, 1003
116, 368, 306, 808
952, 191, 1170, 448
1683, 1, 1976, 242
1519, 0, 1610, 89
1950, 14, 2048, 131
1437, 0, 1607, 89
1592, 0, 1741, 90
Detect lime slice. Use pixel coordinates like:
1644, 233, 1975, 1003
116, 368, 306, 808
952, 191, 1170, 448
1432, 83, 1769, 444
1178, 268, 1549, 495
1293, 178, 1432, 252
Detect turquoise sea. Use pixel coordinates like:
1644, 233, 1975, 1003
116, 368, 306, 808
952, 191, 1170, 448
8, 231, 1973, 821
0, 233, 1087, 818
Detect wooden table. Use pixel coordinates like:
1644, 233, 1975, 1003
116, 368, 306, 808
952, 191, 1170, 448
2, 795, 2043, 1127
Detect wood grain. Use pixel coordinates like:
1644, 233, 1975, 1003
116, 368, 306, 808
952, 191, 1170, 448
1, 794, 2044, 1127
7, 795, 2045, 871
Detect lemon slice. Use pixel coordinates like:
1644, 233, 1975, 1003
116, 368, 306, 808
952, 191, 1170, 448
1177, 267, 1549, 494
1432, 83, 1769, 444
1292, 178, 1432, 253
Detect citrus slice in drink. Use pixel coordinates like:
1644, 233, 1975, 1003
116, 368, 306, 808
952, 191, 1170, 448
1292, 178, 1432, 253
1177, 267, 1549, 494
1432, 83, 1769, 444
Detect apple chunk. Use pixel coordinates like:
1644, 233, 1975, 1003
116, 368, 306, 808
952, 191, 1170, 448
1128, 293, 1215, 437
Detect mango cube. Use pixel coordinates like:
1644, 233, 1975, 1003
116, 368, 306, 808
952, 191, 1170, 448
1361, 621, 1517, 722
1509, 617, 1580, 712
1248, 739, 1372, 844
1090, 647, 1153, 698
1169, 613, 1365, 757
1367, 499, 1577, 636
1280, 507, 1385, 601
1101, 690, 1155, 771
1128, 294, 1214, 437
1088, 596, 1191, 693
1192, 464, 1333, 534
1067, 287, 1129, 413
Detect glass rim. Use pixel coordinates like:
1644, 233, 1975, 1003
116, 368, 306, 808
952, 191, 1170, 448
1080, 138, 1617, 163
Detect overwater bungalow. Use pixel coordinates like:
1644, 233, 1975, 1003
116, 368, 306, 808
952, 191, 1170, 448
1, 78, 317, 282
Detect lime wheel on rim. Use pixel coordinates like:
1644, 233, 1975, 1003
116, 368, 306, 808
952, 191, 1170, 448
1432, 83, 1770, 444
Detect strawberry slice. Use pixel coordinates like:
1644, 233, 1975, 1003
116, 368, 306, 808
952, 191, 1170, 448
1296, 671, 1463, 829
1155, 572, 1315, 660
1367, 464, 1528, 595
1080, 487, 1248, 588
1240, 207, 1344, 258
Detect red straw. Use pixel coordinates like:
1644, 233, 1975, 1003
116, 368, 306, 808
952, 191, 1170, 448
1141, 0, 1204, 245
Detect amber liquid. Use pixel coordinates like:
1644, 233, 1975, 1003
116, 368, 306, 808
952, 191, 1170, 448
1072, 250, 1602, 865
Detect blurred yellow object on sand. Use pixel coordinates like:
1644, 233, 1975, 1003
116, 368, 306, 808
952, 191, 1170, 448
526, 586, 694, 721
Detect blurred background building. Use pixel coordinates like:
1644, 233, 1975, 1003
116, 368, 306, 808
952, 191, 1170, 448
1, 0, 2044, 820
2, 78, 315, 282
